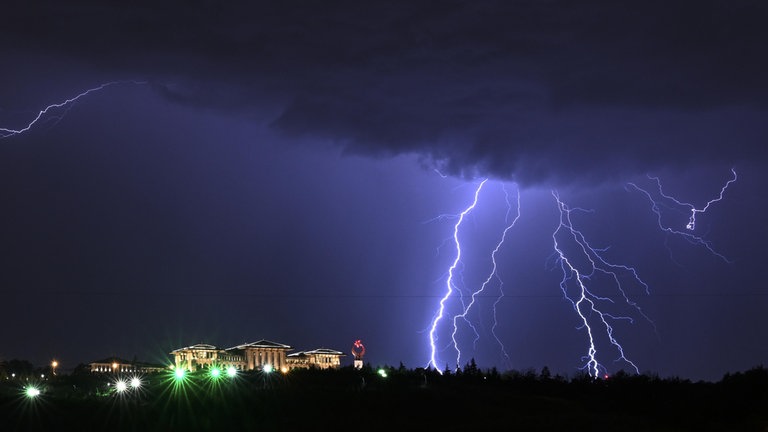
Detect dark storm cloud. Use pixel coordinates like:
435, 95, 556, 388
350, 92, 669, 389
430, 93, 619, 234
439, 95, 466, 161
4, 0, 767, 184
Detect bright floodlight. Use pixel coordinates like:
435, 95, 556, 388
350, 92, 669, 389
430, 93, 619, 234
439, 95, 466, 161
210, 367, 221, 378
130, 377, 142, 388
226, 367, 237, 377
263, 364, 273, 373
115, 380, 128, 392
25, 387, 41, 398
174, 368, 185, 380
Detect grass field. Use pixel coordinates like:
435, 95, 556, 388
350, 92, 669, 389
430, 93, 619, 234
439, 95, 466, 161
1, 366, 766, 431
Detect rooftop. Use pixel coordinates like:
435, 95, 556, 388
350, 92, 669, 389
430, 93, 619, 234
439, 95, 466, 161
170, 343, 219, 353
228, 340, 292, 350
288, 348, 345, 357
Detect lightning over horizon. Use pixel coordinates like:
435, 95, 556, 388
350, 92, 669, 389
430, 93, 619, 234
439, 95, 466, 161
427, 179, 655, 377
550, 191, 653, 378
428, 179, 488, 372
1, 81, 749, 382
626, 169, 737, 263
451, 183, 520, 370
0, 81, 145, 139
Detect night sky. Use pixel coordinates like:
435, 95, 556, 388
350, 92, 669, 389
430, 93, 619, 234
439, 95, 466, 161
1, 1, 766, 381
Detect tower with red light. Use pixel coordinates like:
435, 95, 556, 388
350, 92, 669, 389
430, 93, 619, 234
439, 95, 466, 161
351, 339, 365, 370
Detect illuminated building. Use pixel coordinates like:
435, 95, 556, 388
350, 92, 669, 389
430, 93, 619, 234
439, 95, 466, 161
286, 348, 345, 370
89, 357, 166, 373
228, 340, 292, 371
170, 340, 346, 371
171, 343, 246, 371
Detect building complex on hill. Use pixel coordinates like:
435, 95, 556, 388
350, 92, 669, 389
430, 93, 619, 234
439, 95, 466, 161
88, 357, 167, 374
170, 340, 345, 372
88, 339, 345, 374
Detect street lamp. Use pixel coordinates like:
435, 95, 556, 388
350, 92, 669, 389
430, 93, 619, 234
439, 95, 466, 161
51, 360, 58, 376
130, 377, 142, 389
115, 380, 128, 393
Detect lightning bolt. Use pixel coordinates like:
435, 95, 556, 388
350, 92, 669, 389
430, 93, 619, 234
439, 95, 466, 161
626, 169, 737, 262
428, 179, 488, 372
1, 81, 146, 139
451, 183, 520, 369
5, 80, 739, 380
551, 191, 653, 378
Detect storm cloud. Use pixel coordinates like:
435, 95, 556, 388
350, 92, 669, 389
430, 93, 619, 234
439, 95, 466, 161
4, 0, 767, 184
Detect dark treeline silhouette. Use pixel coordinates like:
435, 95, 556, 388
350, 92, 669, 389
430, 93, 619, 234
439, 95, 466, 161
1, 359, 766, 431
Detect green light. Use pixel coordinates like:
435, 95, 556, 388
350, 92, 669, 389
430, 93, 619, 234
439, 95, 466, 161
210, 367, 221, 378
263, 364, 273, 373
377, 368, 388, 378
226, 367, 237, 377
174, 368, 186, 380
25, 386, 41, 398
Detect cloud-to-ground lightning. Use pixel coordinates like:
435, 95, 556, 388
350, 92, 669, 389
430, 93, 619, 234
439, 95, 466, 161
429, 182, 655, 377
451, 183, 521, 369
626, 169, 737, 262
1, 78, 743, 380
1, 81, 145, 139
550, 191, 653, 378
428, 179, 488, 372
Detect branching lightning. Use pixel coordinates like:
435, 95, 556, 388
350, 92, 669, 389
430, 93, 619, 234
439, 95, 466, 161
451, 183, 521, 369
428, 179, 488, 372
1, 81, 145, 139
2, 80, 740, 380
550, 191, 653, 378
428, 181, 651, 377
626, 169, 737, 262
428, 180, 522, 373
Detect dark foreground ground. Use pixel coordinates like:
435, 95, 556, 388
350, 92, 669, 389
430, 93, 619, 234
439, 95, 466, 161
1, 366, 766, 431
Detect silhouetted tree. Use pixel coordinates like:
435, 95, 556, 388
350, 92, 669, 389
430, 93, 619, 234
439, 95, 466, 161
488, 367, 500, 380
540, 366, 551, 380
4, 359, 34, 377
464, 358, 479, 377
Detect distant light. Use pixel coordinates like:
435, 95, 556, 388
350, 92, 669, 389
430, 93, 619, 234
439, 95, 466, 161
112, 362, 118, 370
263, 364, 273, 373
130, 377, 141, 388
115, 380, 128, 392
377, 369, 388, 378
210, 368, 221, 378
226, 367, 237, 377
51, 360, 58, 368
174, 368, 185, 380
25, 387, 41, 398
40, 374, 45, 379
281, 367, 289, 374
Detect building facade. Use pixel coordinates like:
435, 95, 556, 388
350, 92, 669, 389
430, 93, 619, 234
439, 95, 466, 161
170, 343, 247, 371
229, 340, 292, 371
170, 340, 345, 372
89, 357, 167, 374
286, 348, 345, 370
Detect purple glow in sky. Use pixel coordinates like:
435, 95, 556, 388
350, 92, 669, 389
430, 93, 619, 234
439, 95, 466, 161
1, 1, 766, 381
